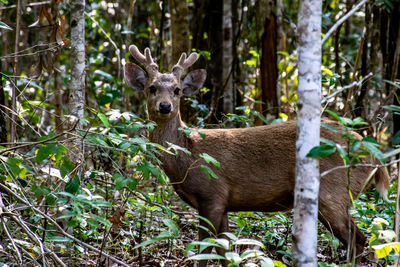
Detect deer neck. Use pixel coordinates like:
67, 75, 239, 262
149, 112, 187, 147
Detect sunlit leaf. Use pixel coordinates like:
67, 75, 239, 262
372, 242, 400, 259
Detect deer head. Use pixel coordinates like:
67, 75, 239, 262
124, 45, 207, 123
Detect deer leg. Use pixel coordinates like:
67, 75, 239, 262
197, 205, 226, 267
318, 200, 366, 257
215, 213, 229, 266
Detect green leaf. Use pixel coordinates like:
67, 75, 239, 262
383, 105, 400, 113
212, 238, 230, 250
0, 21, 12, 30
133, 231, 172, 249
166, 142, 191, 155
93, 70, 113, 80
351, 140, 361, 152
362, 138, 384, 161
5, 157, 22, 177
47, 236, 71, 242
394, 130, 400, 145
36, 144, 54, 162
97, 112, 110, 128
233, 238, 265, 249
307, 144, 336, 158
60, 159, 74, 178
65, 176, 80, 194
336, 144, 349, 164
200, 165, 218, 179
163, 218, 180, 237
90, 213, 111, 227
383, 148, 400, 159
45, 193, 56, 205
199, 153, 220, 167
186, 254, 226, 261
225, 252, 242, 265
126, 178, 138, 190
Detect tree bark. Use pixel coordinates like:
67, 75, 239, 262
256, 0, 279, 123
169, 0, 190, 63
293, 0, 321, 264
69, 0, 86, 161
222, 0, 234, 118
11, 0, 22, 143
0, 69, 6, 144
70, 0, 85, 121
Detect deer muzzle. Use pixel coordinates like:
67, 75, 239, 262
159, 102, 172, 114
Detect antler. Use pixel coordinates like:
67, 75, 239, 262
172, 52, 198, 79
129, 45, 159, 78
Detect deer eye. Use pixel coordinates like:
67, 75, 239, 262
174, 87, 180, 95
149, 85, 157, 95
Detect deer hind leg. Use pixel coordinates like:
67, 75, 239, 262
318, 198, 366, 258
197, 205, 228, 267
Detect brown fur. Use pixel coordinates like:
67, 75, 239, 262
124, 46, 390, 266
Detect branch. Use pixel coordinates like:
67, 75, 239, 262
320, 158, 400, 178
84, 12, 121, 78
322, 72, 373, 104
0, 120, 78, 155
322, 0, 368, 44
0, 182, 131, 267
0, 1, 51, 10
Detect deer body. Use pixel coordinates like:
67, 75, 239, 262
124, 45, 390, 265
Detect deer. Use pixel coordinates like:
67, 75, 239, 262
123, 45, 390, 266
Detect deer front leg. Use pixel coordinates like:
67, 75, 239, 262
197, 205, 228, 267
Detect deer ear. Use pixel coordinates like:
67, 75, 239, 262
124, 62, 148, 92
181, 69, 207, 96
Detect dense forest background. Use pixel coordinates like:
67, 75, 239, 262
0, 0, 400, 266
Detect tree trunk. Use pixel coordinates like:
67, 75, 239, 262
354, 1, 371, 118
0, 69, 6, 144
11, 0, 22, 143
256, 0, 279, 124
69, 0, 86, 160
70, 0, 85, 122
293, 0, 321, 264
169, 0, 190, 63
169, 0, 191, 122
192, 0, 223, 123
222, 0, 234, 119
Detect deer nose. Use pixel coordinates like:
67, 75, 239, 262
159, 102, 172, 114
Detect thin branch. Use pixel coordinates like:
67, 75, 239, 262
0, 43, 61, 61
84, 12, 121, 77
322, 72, 373, 104
0, 183, 131, 267
321, 158, 400, 178
0, 1, 51, 10
0, 195, 23, 264
322, 0, 368, 44
0, 120, 77, 155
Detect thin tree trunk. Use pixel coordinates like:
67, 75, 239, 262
0, 68, 6, 144
11, 0, 22, 143
293, 0, 321, 264
222, 0, 234, 119
70, 0, 85, 121
69, 0, 86, 161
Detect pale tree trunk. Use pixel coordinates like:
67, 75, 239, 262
169, 0, 190, 63
69, 0, 86, 160
222, 0, 234, 118
292, 0, 322, 264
